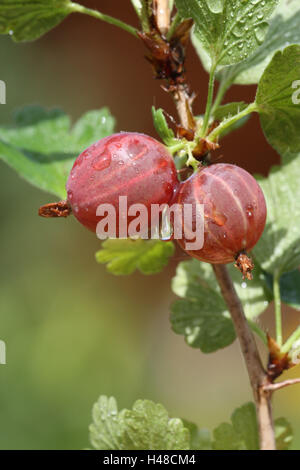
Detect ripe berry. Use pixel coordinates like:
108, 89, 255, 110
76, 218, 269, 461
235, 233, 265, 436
66, 132, 178, 234
175, 163, 267, 277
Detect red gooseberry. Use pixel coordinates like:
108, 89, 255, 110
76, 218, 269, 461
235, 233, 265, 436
175, 163, 267, 277
65, 132, 178, 235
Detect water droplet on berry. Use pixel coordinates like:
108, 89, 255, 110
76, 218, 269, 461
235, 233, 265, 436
212, 206, 227, 226
93, 152, 111, 171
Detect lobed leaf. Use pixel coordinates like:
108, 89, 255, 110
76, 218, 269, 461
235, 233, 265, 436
89, 396, 191, 450
176, 0, 278, 67
0, 105, 115, 198
213, 403, 259, 450
193, 0, 300, 85
95, 239, 175, 275
213, 402, 293, 450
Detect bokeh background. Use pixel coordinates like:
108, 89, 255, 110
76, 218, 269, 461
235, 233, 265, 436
0, 0, 299, 450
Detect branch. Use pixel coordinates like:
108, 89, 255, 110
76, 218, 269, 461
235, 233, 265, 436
213, 265, 276, 450
263, 378, 300, 392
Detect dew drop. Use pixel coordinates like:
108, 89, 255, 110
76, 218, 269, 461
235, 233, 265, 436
241, 282, 247, 289
232, 24, 244, 38
212, 208, 227, 226
254, 24, 268, 44
93, 152, 111, 171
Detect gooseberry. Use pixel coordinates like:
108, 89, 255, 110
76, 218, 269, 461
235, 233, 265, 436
66, 132, 178, 235
175, 163, 267, 278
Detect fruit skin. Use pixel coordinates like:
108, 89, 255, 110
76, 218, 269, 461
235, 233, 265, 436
66, 132, 178, 233
175, 163, 267, 264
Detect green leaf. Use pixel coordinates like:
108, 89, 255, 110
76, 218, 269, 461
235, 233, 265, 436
170, 260, 269, 353
213, 403, 293, 450
89, 396, 126, 450
0, 0, 74, 42
123, 400, 190, 450
152, 107, 177, 146
171, 261, 236, 353
89, 396, 191, 450
253, 153, 300, 275
182, 421, 212, 450
274, 417, 293, 450
176, 0, 278, 67
213, 402, 259, 450
95, 239, 175, 275
220, 0, 300, 85
256, 45, 300, 155
0, 105, 115, 198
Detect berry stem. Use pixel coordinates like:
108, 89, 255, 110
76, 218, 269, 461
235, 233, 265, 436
69, 3, 138, 38
200, 62, 217, 137
211, 69, 236, 116
140, 0, 152, 32
273, 270, 283, 348
208, 102, 258, 142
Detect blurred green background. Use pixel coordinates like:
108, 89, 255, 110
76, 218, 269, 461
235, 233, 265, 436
0, 1, 299, 450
